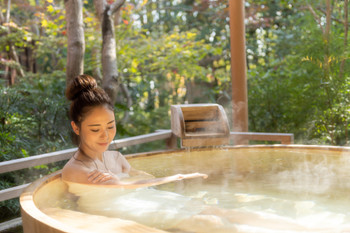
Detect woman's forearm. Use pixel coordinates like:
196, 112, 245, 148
99, 173, 208, 188
128, 168, 155, 179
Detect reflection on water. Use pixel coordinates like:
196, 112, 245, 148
42, 148, 350, 232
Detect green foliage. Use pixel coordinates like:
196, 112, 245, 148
0, 71, 71, 219
246, 1, 350, 145
1, 71, 71, 156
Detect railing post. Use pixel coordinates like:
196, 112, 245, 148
166, 133, 178, 149
233, 136, 249, 145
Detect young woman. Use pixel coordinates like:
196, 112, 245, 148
62, 74, 207, 187
61, 75, 336, 232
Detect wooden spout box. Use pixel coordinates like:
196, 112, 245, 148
171, 104, 230, 147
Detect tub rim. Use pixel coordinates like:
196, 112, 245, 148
125, 144, 350, 159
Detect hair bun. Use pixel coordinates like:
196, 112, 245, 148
65, 75, 98, 101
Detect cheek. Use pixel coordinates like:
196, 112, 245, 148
110, 128, 117, 140
80, 130, 95, 142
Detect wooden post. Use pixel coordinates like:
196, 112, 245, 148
166, 133, 178, 149
229, 0, 249, 144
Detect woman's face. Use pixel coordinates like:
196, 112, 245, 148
72, 105, 116, 155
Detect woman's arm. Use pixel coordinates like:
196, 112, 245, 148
128, 167, 155, 179
62, 160, 118, 184
84, 169, 208, 188
118, 172, 208, 188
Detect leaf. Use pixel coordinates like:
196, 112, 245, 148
41, 19, 48, 27
130, 59, 138, 73
34, 164, 48, 169
141, 0, 148, 7
85, 17, 94, 23
47, 5, 54, 13
21, 149, 29, 158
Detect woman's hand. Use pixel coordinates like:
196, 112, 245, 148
175, 173, 208, 180
88, 170, 114, 184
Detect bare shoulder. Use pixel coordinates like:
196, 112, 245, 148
104, 150, 122, 159
62, 158, 91, 183
104, 150, 130, 173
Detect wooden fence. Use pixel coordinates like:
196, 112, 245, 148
0, 130, 293, 231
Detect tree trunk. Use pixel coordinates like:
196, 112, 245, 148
119, 82, 132, 123
340, 0, 348, 78
94, 0, 125, 104
65, 0, 85, 85
92, 44, 102, 85
101, 4, 119, 102
2, 0, 24, 85
323, 0, 332, 81
0, 9, 5, 82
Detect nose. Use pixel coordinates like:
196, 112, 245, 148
100, 129, 109, 140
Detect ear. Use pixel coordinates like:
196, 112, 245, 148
71, 121, 80, 135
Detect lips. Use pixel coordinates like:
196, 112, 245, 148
98, 142, 109, 146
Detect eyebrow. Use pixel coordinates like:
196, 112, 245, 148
88, 120, 115, 127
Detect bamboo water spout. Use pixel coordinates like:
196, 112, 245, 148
171, 104, 230, 148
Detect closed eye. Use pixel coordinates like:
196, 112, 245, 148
90, 126, 114, 132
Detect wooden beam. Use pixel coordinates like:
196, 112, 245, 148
230, 132, 294, 144
0, 149, 75, 175
111, 130, 173, 148
0, 183, 30, 202
0, 217, 22, 232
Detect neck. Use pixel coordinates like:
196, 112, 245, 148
79, 146, 103, 161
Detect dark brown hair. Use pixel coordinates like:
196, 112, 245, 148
66, 75, 113, 144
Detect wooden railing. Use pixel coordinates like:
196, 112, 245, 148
230, 132, 294, 145
0, 130, 293, 231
